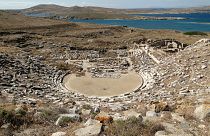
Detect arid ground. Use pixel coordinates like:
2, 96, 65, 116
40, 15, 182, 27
0, 10, 210, 136
63, 72, 143, 97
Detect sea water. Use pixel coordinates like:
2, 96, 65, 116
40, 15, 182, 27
70, 13, 210, 32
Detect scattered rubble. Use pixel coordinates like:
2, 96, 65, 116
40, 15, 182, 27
0, 22, 210, 135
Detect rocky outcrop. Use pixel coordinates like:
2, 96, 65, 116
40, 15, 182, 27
194, 104, 210, 120
74, 119, 102, 136
51, 132, 66, 136
55, 114, 81, 126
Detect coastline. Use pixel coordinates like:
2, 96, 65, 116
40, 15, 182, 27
48, 15, 188, 21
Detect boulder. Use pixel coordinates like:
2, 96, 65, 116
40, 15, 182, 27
51, 132, 66, 136
81, 109, 91, 116
155, 131, 167, 136
109, 103, 127, 111
160, 111, 172, 120
201, 65, 207, 69
69, 106, 80, 114
136, 104, 147, 116
74, 120, 102, 136
162, 122, 193, 136
92, 106, 100, 113
55, 114, 81, 126
171, 113, 185, 123
194, 104, 210, 120
146, 111, 158, 117
1, 123, 11, 129
112, 113, 124, 120
84, 118, 100, 126
123, 109, 143, 121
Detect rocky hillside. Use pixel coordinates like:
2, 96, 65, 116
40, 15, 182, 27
125, 6, 210, 14
20, 4, 187, 20
20, 4, 210, 19
0, 10, 76, 30
0, 12, 209, 135
20, 4, 130, 20
0, 36, 209, 135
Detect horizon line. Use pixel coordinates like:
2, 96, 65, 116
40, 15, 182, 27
1, 3, 210, 10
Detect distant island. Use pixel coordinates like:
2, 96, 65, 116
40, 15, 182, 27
19, 4, 209, 20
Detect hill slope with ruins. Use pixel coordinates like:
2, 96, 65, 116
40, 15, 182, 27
0, 11, 210, 136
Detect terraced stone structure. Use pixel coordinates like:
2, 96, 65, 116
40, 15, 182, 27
0, 13, 210, 135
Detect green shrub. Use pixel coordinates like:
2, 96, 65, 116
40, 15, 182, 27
184, 31, 208, 36
82, 104, 92, 110
0, 108, 32, 128
40, 109, 52, 117
0, 109, 14, 123
15, 108, 27, 117
149, 123, 165, 135
39, 108, 59, 122
58, 116, 74, 126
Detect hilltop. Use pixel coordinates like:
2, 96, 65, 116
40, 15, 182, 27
20, 4, 189, 20
125, 6, 210, 14
20, 4, 210, 20
20, 4, 129, 20
22, 4, 124, 14
21, 4, 210, 15
0, 10, 77, 30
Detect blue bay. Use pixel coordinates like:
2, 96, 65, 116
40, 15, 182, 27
70, 13, 210, 32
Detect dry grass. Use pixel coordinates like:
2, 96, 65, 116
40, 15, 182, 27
0, 46, 21, 54
56, 62, 72, 71
0, 103, 17, 111
0, 107, 33, 129
105, 117, 165, 136
0, 11, 75, 30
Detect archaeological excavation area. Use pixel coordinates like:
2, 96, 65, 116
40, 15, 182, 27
60, 39, 187, 97
0, 12, 210, 135
59, 43, 149, 97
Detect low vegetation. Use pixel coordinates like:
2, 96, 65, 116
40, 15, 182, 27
58, 116, 75, 126
105, 116, 165, 136
184, 31, 208, 36
0, 108, 33, 129
56, 62, 72, 71
37, 108, 59, 123
56, 62, 83, 71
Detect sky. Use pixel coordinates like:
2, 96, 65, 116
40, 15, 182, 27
0, 0, 210, 9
